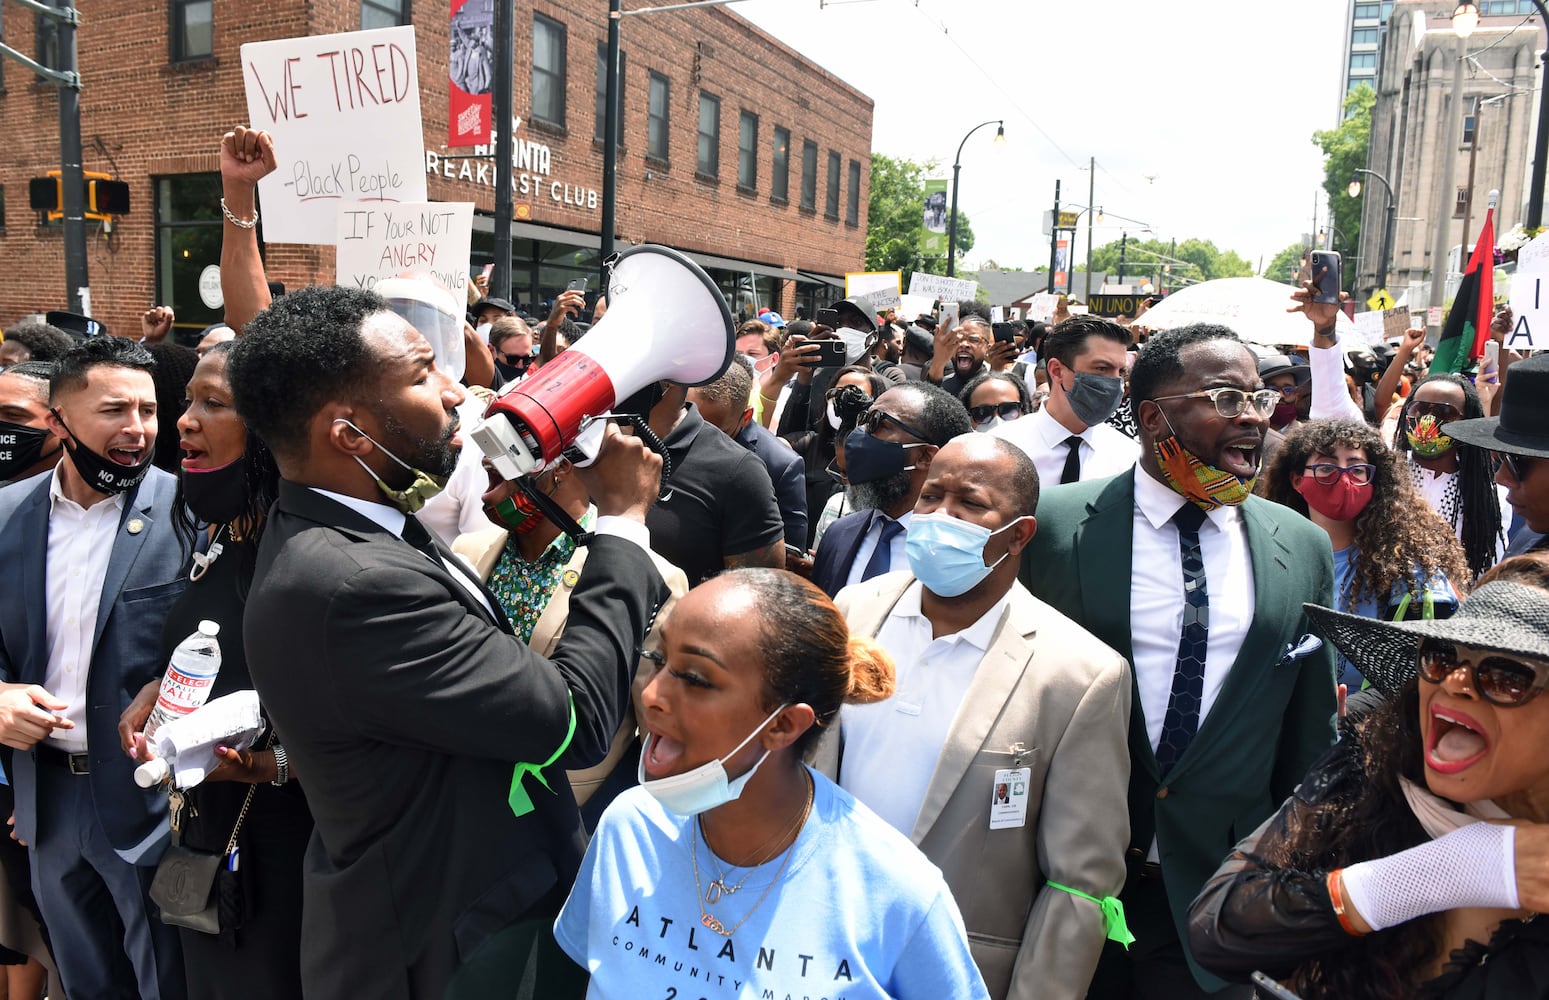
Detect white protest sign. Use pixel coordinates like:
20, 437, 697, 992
990, 306, 1004, 324
850, 287, 901, 314
898, 294, 936, 322
1025, 292, 1059, 323
908, 271, 978, 303
1507, 272, 1547, 351
1353, 310, 1385, 346
335, 202, 475, 301
1517, 231, 1549, 274
242, 26, 428, 245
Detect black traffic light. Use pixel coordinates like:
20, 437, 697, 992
27, 171, 130, 219
29, 176, 60, 212
88, 179, 129, 215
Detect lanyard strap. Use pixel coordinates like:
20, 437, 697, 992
1044, 881, 1135, 948
507, 693, 578, 818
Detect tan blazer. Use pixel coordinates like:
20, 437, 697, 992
453, 526, 689, 806
814, 571, 1132, 1000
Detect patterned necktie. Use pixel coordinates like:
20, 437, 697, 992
1155, 502, 1209, 776
861, 516, 904, 581
1060, 435, 1084, 485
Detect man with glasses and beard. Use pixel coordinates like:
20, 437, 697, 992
1021, 324, 1336, 999
227, 285, 669, 999
810, 382, 971, 598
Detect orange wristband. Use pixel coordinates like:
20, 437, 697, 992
1327, 869, 1366, 937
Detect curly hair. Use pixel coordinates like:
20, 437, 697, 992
1392, 373, 1502, 580
1264, 419, 1469, 607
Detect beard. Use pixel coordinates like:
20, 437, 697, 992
846, 470, 913, 514
382, 408, 461, 481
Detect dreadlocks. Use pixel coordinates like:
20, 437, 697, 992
1391, 373, 1502, 581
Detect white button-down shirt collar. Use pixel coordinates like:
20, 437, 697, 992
844, 510, 913, 590
43, 463, 126, 752
991, 406, 1140, 486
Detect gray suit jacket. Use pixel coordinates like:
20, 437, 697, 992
0, 467, 187, 863
813, 572, 1132, 1000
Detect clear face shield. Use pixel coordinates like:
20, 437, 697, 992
372, 275, 467, 384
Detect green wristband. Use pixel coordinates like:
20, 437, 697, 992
1044, 880, 1135, 949
508, 693, 578, 818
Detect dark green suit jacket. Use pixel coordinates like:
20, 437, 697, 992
1020, 469, 1336, 992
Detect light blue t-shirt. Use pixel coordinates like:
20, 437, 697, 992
555, 768, 989, 1000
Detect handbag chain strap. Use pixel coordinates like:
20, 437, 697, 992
222, 731, 276, 857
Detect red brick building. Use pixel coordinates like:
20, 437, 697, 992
0, 0, 872, 343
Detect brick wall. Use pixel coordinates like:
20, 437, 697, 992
0, 0, 872, 339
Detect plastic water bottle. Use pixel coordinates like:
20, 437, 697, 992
142, 620, 222, 742
134, 691, 264, 789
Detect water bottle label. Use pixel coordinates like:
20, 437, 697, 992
155, 663, 216, 714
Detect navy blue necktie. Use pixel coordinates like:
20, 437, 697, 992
1155, 502, 1209, 776
1060, 435, 1083, 485
861, 516, 904, 581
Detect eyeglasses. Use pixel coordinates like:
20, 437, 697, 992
1302, 462, 1377, 486
1407, 400, 1463, 422
1492, 450, 1535, 484
1269, 383, 1300, 398
968, 402, 1025, 424
1417, 638, 1549, 706
1152, 386, 1280, 419
855, 408, 931, 442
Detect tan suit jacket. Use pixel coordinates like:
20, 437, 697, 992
453, 526, 689, 805
814, 571, 1132, 1000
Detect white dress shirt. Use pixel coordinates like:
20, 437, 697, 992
43, 464, 125, 752
991, 407, 1140, 486
839, 580, 1012, 836
844, 511, 912, 589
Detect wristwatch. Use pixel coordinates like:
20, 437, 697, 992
270, 744, 289, 787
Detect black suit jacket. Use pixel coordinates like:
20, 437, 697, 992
244, 482, 664, 999
810, 507, 884, 598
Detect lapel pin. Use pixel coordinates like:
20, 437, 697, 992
127, 518, 144, 535
562, 569, 580, 589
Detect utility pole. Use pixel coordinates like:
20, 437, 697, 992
1429, 33, 1467, 337
492, 0, 514, 301
1118, 231, 1128, 286
1047, 179, 1061, 293
1084, 155, 1095, 300
599, 0, 621, 290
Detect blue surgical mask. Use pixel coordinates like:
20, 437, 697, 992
906, 510, 1030, 597
843, 427, 926, 485
636, 705, 788, 816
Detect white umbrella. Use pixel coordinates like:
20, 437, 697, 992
1133, 276, 1355, 347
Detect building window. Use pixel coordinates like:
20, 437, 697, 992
800, 140, 817, 212
156, 174, 225, 343
846, 158, 861, 226
1349, 52, 1376, 70
1353, 2, 1381, 19
697, 91, 720, 179
532, 14, 566, 129
170, 0, 213, 62
361, 0, 409, 28
35, 3, 58, 71
0, 186, 8, 232
1463, 95, 1479, 145
1455, 186, 1468, 218
594, 44, 625, 144
737, 111, 758, 192
647, 72, 669, 162
825, 150, 841, 220
1351, 28, 1378, 45
771, 127, 790, 204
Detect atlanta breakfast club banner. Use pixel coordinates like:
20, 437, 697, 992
449, 0, 494, 145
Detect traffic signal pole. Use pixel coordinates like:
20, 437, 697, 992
0, 0, 88, 314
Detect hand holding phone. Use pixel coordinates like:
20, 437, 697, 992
1309, 251, 1342, 305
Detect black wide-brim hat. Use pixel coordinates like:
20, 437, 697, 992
1445, 353, 1549, 459
1304, 581, 1549, 697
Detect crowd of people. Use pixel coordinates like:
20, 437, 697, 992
0, 123, 1545, 1000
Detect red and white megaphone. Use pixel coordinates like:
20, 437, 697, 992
471, 244, 735, 480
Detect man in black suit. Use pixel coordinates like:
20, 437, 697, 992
227, 286, 668, 999
810, 382, 971, 598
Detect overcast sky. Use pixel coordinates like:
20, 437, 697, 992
734, 0, 1352, 274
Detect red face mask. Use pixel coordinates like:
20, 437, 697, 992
1294, 474, 1374, 522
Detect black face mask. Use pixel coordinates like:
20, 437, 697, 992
52, 411, 154, 496
181, 457, 250, 525
0, 420, 53, 481
494, 357, 532, 383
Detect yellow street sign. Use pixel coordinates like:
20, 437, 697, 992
1367, 289, 1395, 311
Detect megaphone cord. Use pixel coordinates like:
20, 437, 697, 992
608, 414, 674, 503
515, 414, 675, 547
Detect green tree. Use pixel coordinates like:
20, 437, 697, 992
1264, 242, 1310, 285
1087, 235, 1254, 286
1313, 83, 1375, 293
865, 153, 974, 283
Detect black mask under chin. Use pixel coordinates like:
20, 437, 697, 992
0, 420, 55, 482
52, 411, 154, 496
181, 457, 251, 525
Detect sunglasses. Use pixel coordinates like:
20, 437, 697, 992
1417, 638, 1549, 706
1492, 450, 1535, 483
855, 408, 931, 442
1408, 401, 1463, 422
1152, 386, 1279, 419
968, 402, 1025, 424
1302, 462, 1376, 486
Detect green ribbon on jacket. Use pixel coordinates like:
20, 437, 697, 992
508, 693, 577, 817
1044, 880, 1135, 948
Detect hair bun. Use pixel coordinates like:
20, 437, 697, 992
844, 636, 896, 705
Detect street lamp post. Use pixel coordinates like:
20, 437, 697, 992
946, 120, 1004, 277
1349, 168, 1396, 293
1523, 0, 1549, 228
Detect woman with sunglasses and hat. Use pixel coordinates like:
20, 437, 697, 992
555, 568, 989, 999
1187, 551, 1549, 998
1264, 419, 1469, 690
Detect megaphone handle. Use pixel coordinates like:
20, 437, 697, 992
514, 476, 596, 547
610, 414, 674, 502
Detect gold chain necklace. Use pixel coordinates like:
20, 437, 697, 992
699, 780, 814, 904
690, 771, 814, 937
